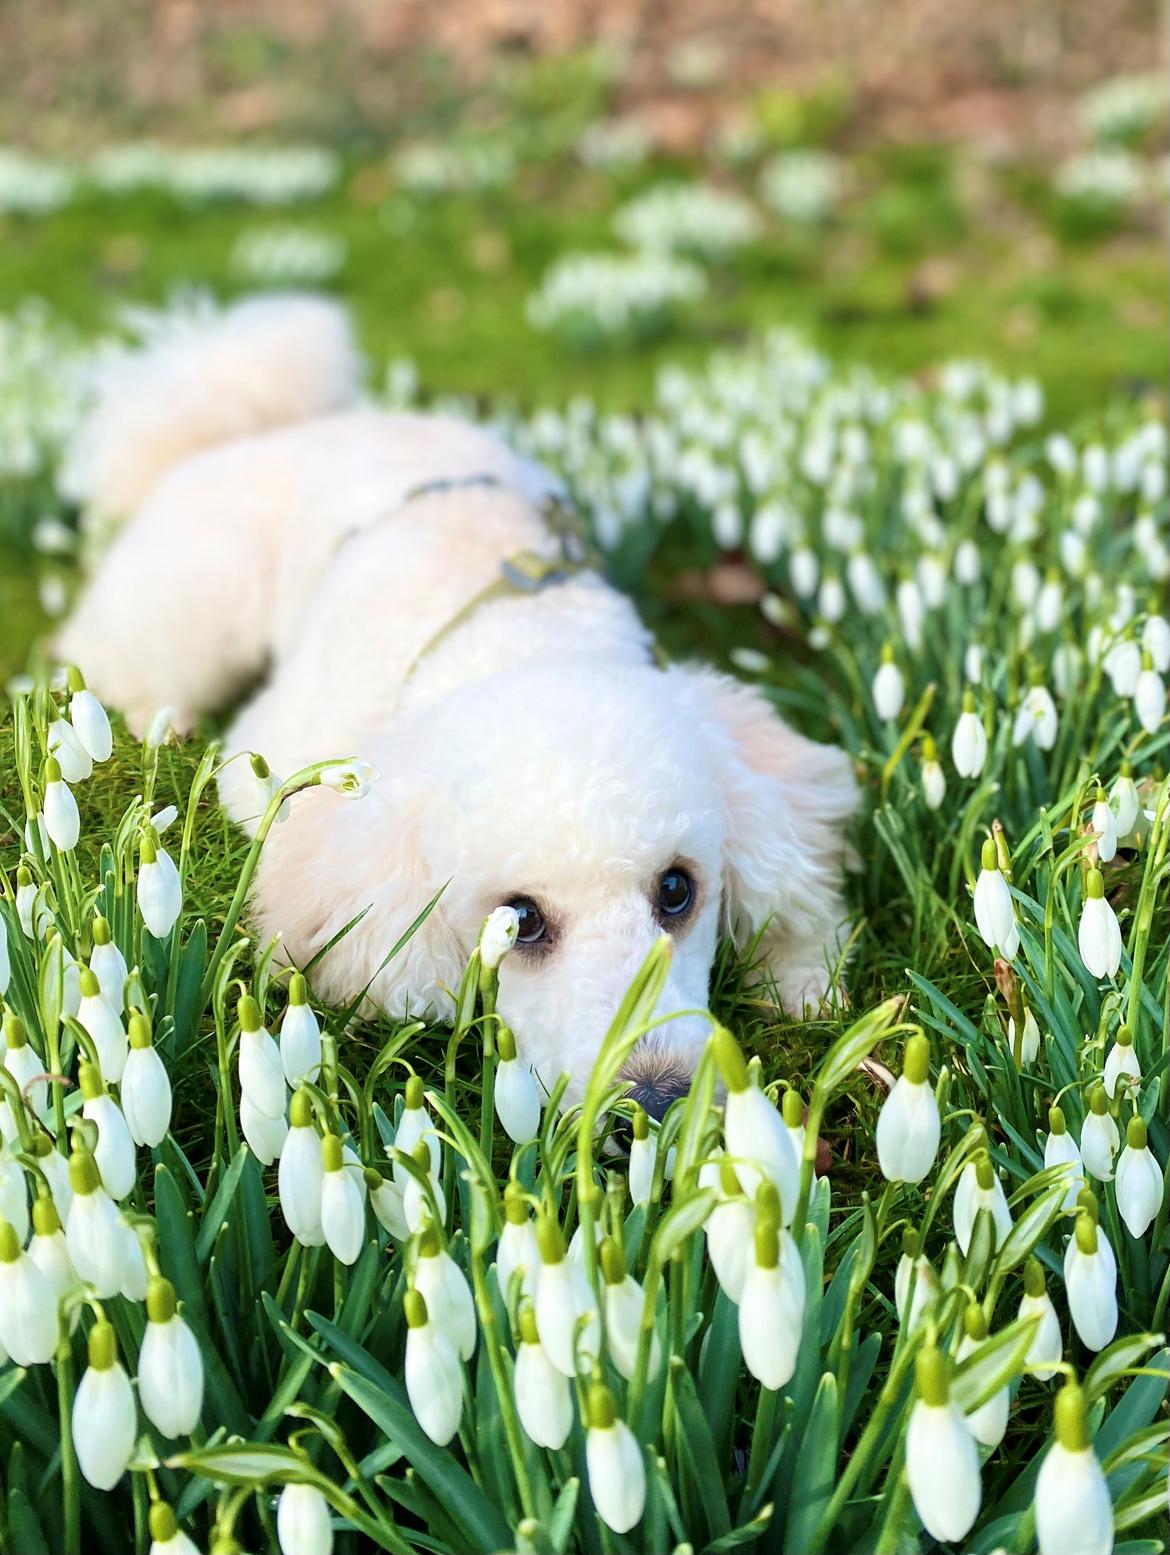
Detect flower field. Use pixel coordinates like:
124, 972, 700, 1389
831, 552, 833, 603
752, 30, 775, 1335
0, 39, 1168, 1555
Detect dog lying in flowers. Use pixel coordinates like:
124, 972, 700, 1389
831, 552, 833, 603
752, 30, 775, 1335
57, 296, 857, 1110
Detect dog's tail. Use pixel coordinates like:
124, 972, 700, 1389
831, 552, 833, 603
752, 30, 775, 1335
59, 293, 361, 521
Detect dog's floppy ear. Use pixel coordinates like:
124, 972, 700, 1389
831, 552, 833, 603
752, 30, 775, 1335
249, 755, 464, 1019
667, 664, 858, 1013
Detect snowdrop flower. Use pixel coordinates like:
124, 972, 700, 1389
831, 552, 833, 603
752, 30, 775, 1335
1008, 1003, 1041, 1065
1089, 786, 1117, 863
67, 676, 113, 763
279, 1090, 324, 1246
148, 1501, 201, 1555
120, 1012, 172, 1147
1104, 637, 1142, 697
0, 1148, 29, 1245
30, 1134, 71, 1221
952, 693, 988, 778
872, 645, 904, 722
585, 1382, 646, 1534
897, 577, 925, 650
953, 1154, 1012, 1254
876, 1034, 940, 1184
0, 921, 7, 1002
28, 1192, 78, 1310
479, 905, 519, 971
705, 1156, 754, 1302
1011, 557, 1041, 610
974, 838, 1019, 958
1111, 764, 1140, 840
4, 1011, 50, 1123
714, 1028, 798, 1219
137, 827, 182, 938
403, 1288, 462, 1446
1133, 657, 1165, 733
393, 1077, 441, 1186
318, 760, 379, 799
920, 736, 946, 810
818, 573, 846, 622
780, 1088, 806, 1164
600, 1236, 660, 1381
1142, 613, 1170, 673
247, 753, 290, 825
1035, 1381, 1113, 1555
137, 1276, 204, 1438
1019, 1257, 1063, 1381
0, 1216, 59, 1364
627, 1107, 656, 1206
368, 1172, 408, 1242
414, 1224, 476, 1361
1035, 573, 1063, 634
956, 1304, 1009, 1449
144, 707, 178, 750
65, 1151, 129, 1298
1044, 1107, 1085, 1211
237, 994, 286, 1120
1078, 869, 1122, 980
906, 1344, 982, 1543
514, 1304, 572, 1448
1013, 682, 1058, 751
1114, 1115, 1163, 1238
1064, 1211, 1118, 1351
1103, 1024, 1141, 1099
847, 550, 886, 614
493, 1026, 540, 1144
42, 757, 80, 851
15, 865, 41, 939
1080, 1086, 1120, 1182
80, 1063, 136, 1200
279, 972, 321, 1087
401, 1139, 446, 1233
320, 1133, 365, 1265
789, 545, 819, 597
738, 1186, 804, 1389
89, 916, 128, 1013
240, 1092, 289, 1165
48, 716, 92, 782
954, 538, 981, 586
918, 551, 948, 607
533, 1214, 600, 1376
276, 1483, 333, 1555
495, 1182, 539, 1303
72, 1320, 137, 1489
894, 1228, 937, 1330
76, 967, 127, 1083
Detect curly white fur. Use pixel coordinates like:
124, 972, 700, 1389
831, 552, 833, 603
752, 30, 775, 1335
57, 297, 858, 1107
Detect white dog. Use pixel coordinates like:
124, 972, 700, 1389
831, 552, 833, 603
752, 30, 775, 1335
58, 296, 857, 1112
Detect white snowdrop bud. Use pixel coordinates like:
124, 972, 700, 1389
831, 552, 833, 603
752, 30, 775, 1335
1035, 573, 1063, 634
479, 905, 519, 971
1046, 434, 1076, 475
1011, 557, 1041, 610
28, 1192, 78, 1311
277, 1482, 334, 1555
393, 1077, 441, 1187
403, 1288, 463, 1446
1142, 613, 1170, 673
956, 1305, 1009, 1449
952, 693, 988, 778
64, 1150, 127, 1297
1043, 1107, 1084, 1212
80, 1063, 136, 1200
1078, 869, 1122, 980
493, 1026, 540, 1144
954, 538, 982, 585
137, 827, 182, 939
4, 1011, 50, 1125
1104, 637, 1142, 698
368, 1172, 407, 1241
137, 1277, 204, 1438
627, 1107, 656, 1206
1019, 1257, 1062, 1380
1134, 658, 1165, 734
705, 1156, 754, 1303
714, 1029, 798, 1220
1012, 683, 1058, 751
0, 1216, 59, 1364
279, 1090, 325, 1246
1008, 1004, 1041, 1066
1114, 1115, 1163, 1239
77, 966, 127, 1083
920, 737, 945, 810
148, 1501, 201, 1555
896, 577, 925, 651
1103, 1024, 1141, 1100
414, 1224, 476, 1360
279, 973, 322, 1088
0, 1146, 29, 1245
240, 1092, 288, 1166
48, 717, 92, 783
514, 1304, 572, 1449
789, 545, 819, 598
600, 1236, 660, 1381
533, 1214, 600, 1377
121, 1013, 172, 1147
401, 1138, 445, 1233
43, 757, 80, 851
237, 995, 286, 1120
585, 1383, 646, 1535
320, 1134, 365, 1266
495, 1183, 539, 1304
894, 1227, 937, 1330
1079, 1086, 1120, 1182
72, 1320, 136, 1490
89, 916, 128, 1014
1089, 786, 1117, 863
31, 1134, 71, 1221
1064, 1210, 1118, 1351
906, 1345, 982, 1543
1110, 764, 1140, 840
1035, 1382, 1113, 1555
847, 550, 886, 614
872, 645, 904, 722
974, 838, 1019, 958
953, 1153, 1012, 1254
67, 677, 113, 763
738, 1185, 804, 1390
876, 1034, 940, 1184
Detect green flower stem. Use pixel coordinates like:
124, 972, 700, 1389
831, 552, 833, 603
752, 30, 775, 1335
743, 1384, 780, 1505
56, 1341, 81, 1555
468, 1241, 536, 1520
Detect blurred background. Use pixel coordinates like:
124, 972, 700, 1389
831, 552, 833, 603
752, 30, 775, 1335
0, 0, 1166, 675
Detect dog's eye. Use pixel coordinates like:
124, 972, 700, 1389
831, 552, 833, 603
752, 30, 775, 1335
657, 867, 693, 918
507, 897, 547, 945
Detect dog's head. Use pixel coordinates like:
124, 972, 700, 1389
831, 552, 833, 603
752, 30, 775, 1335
253, 662, 856, 1112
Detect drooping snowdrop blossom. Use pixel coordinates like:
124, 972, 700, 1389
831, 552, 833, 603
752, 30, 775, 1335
137, 1276, 204, 1438
15, 865, 43, 940
237, 994, 286, 1121
1035, 1381, 1113, 1555
876, 1034, 940, 1184
714, 1028, 798, 1220
318, 760, 379, 799
1142, 612, 1170, 672
120, 1012, 172, 1147
1133, 655, 1165, 734
1079, 1085, 1120, 1182
89, 915, 128, 1013
28, 1191, 77, 1310
368, 1171, 408, 1241
1064, 1211, 1118, 1351
493, 1025, 541, 1144
956, 1304, 1009, 1449
896, 576, 925, 650
738, 1185, 805, 1389
479, 905, 519, 970
42, 756, 80, 851
905, 1344, 982, 1543
240, 1092, 289, 1165
973, 838, 1019, 958
1110, 763, 1140, 841
513, 1304, 572, 1449
279, 1090, 325, 1246
76, 966, 127, 1083
401, 1138, 446, 1233
403, 1288, 462, 1446
0, 918, 10, 1002
64, 1150, 128, 1297
847, 549, 886, 614
48, 715, 92, 782
495, 1182, 539, 1304
137, 826, 182, 938
414, 1224, 476, 1361
393, 1076, 441, 1186
80, 1062, 136, 1200
1013, 681, 1058, 751
1043, 1107, 1085, 1212
0, 1150, 29, 1244
319, 1133, 365, 1266
276, 1483, 334, 1555
67, 675, 113, 763
148, 1501, 201, 1555
895, 1228, 937, 1331
953, 1153, 1012, 1254
1008, 1002, 1041, 1065
1102, 1024, 1141, 1099
1089, 786, 1117, 863
585, 1382, 646, 1535
0, 1216, 59, 1364
600, 1236, 661, 1382
872, 645, 904, 722
1114, 1115, 1163, 1238
4, 1011, 50, 1123
919, 736, 946, 810
533, 1213, 600, 1377
705, 1155, 754, 1302
1104, 636, 1142, 698
1078, 869, 1122, 980
627, 1107, 656, 1206
72, 1320, 137, 1489
30, 1135, 71, 1221
1018, 1257, 1063, 1381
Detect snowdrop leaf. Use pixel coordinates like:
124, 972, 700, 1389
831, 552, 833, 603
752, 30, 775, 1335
169, 918, 208, 1056
168, 1442, 309, 1484
195, 1145, 250, 1263
815, 998, 902, 1096
951, 1314, 1039, 1413
995, 1182, 1067, 1272
669, 1360, 731, 1540
1083, 1333, 1165, 1402
698, 1288, 741, 1466
781, 1371, 840, 1555
154, 1162, 209, 1333
546, 1476, 580, 1555
650, 1187, 717, 1265
1095, 1347, 1170, 1461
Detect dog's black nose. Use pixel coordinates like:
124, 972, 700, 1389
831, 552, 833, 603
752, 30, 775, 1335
627, 1077, 689, 1122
